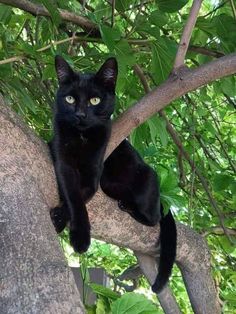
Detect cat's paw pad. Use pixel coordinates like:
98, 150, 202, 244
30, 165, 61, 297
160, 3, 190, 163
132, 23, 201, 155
50, 206, 67, 233
70, 227, 91, 254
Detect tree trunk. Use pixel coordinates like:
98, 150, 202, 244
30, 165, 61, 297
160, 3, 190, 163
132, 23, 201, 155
0, 95, 221, 313
0, 95, 85, 313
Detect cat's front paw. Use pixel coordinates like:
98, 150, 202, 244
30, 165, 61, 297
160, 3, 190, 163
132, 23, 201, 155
50, 206, 67, 233
70, 226, 91, 254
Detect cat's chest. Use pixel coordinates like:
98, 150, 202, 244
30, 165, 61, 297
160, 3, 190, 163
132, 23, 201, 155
59, 134, 103, 166
61, 136, 88, 159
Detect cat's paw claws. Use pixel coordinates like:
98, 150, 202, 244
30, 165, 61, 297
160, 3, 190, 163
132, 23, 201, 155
70, 228, 91, 254
50, 206, 67, 233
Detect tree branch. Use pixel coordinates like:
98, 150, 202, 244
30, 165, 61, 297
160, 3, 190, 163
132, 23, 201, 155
0, 0, 97, 32
202, 226, 236, 237
189, 45, 225, 58
173, 0, 203, 69
107, 53, 236, 157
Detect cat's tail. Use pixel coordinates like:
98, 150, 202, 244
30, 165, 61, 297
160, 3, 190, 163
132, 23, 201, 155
151, 206, 177, 293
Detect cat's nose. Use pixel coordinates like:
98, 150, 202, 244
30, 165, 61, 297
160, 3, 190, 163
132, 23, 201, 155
75, 111, 87, 119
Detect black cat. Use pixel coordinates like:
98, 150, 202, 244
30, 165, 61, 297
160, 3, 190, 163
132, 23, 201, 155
50, 56, 118, 253
101, 140, 177, 293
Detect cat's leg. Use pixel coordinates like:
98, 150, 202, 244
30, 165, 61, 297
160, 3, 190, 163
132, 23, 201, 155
100, 177, 134, 212
80, 165, 101, 202
55, 160, 90, 253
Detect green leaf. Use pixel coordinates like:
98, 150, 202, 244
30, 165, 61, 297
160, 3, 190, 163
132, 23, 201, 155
156, 0, 189, 13
8, 78, 37, 114
130, 123, 149, 153
213, 174, 234, 192
40, 0, 61, 26
151, 38, 176, 84
149, 10, 168, 27
147, 116, 169, 147
0, 4, 12, 25
42, 64, 55, 80
111, 292, 159, 314
100, 25, 121, 51
161, 191, 185, 210
115, 0, 134, 12
89, 283, 120, 300
92, 3, 111, 22
220, 77, 236, 97
205, 121, 216, 136
196, 16, 216, 36
213, 14, 236, 43
96, 297, 111, 314
160, 169, 178, 192
115, 39, 135, 77
219, 237, 235, 254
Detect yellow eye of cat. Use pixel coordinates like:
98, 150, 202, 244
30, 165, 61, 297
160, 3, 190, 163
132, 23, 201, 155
90, 97, 101, 105
65, 96, 75, 104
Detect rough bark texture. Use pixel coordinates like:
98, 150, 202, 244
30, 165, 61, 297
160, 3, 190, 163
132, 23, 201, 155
0, 94, 221, 314
0, 96, 85, 313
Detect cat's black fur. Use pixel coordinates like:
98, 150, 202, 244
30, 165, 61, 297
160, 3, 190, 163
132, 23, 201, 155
50, 56, 118, 253
101, 140, 177, 293
50, 56, 176, 292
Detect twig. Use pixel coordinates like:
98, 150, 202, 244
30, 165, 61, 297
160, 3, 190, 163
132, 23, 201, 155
202, 100, 236, 174
0, 36, 153, 66
189, 45, 225, 58
111, 0, 115, 27
230, 0, 236, 19
202, 226, 236, 237
224, 93, 236, 109
203, 0, 228, 18
0, 55, 23, 65
173, 0, 203, 69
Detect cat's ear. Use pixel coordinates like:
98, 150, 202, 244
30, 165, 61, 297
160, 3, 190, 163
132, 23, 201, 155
95, 58, 118, 91
55, 55, 74, 85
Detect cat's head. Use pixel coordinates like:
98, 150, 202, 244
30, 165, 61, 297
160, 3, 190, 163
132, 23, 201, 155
54, 56, 118, 130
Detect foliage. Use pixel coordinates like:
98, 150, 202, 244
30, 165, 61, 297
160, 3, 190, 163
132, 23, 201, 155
0, 0, 236, 313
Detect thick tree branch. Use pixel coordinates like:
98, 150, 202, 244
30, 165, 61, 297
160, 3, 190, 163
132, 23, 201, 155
173, 0, 203, 69
0, 0, 97, 32
107, 53, 236, 157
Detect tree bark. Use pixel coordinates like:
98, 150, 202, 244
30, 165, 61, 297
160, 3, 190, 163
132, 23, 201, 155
0, 96, 85, 313
0, 92, 221, 314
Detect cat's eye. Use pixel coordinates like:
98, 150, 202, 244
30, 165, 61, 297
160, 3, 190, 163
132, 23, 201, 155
90, 97, 101, 106
65, 96, 75, 104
